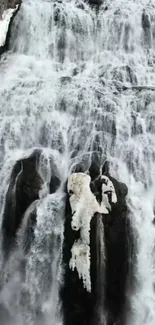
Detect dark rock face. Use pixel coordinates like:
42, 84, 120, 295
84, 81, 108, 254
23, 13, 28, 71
2, 149, 61, 257
86, 0, 103, 7
2, 149, 43, 255
49, 156, 61, 193
103, 215, 130, 325
50, 175, 61, 194
61, 163, 133, 325
61, 195, 94, 325
90, 213, 105, 325
89, 167, 131, 325
89, 152, 101, 181
141, 10, 151, 48
101, 176, 131, 325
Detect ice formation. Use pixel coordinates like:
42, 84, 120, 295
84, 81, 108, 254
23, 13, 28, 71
0, 6, 18, 48
101, 175, 117, 212
69, 239, 91, 292
68, 173, 109, 239
68, 172, 111, 292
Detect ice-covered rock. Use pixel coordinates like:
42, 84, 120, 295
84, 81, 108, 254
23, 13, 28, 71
68, 172, 108, 240
101, 175, 117, 212
62, 165, 131, 325
67, 172, 109, 291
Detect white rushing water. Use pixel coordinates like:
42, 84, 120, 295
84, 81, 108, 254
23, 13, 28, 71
0, 6, 19, 48
0, 0, 155, 324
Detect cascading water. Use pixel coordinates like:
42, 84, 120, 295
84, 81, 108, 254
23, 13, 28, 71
0, 0, 155, 324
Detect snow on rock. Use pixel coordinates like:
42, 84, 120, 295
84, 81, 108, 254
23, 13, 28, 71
68, 173, 108, 239
101, 175, 117, 212
67, 172, 109, 292
0, 6, 18, 48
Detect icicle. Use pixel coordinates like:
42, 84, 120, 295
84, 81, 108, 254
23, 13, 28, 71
69, 239, 91, 292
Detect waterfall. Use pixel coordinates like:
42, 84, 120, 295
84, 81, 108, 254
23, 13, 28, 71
0, 0, 155, 324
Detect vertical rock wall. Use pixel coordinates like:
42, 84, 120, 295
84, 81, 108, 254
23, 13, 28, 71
61, 166, 134, 325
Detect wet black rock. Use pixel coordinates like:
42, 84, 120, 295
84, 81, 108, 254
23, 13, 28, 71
60, 76, 72, 84
90, 213, 106, 325
92, 163, 132, 325
50, 175, 61, 194
142, 10, 151, 30
49, 156, 61, 192
61, 195, 93, 325
86, 0, 103, 7
102, 180, 131, 325
2, 149, 43, 255
89, 152, 101, 181
141, 10, 151, 48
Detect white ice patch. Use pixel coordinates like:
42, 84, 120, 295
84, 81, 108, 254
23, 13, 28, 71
68, 172, 108, 238
101, 175, 117, 211
69, 239, 91, 292
67, 172, 109, 292
0, 6, 18, 48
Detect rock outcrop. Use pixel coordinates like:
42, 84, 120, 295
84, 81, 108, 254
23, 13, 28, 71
61, 161, 133, 325
2, 149, 43, 255
61, 189, 93, 325
101, 169, 131, 325
2, 149, 61, 257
